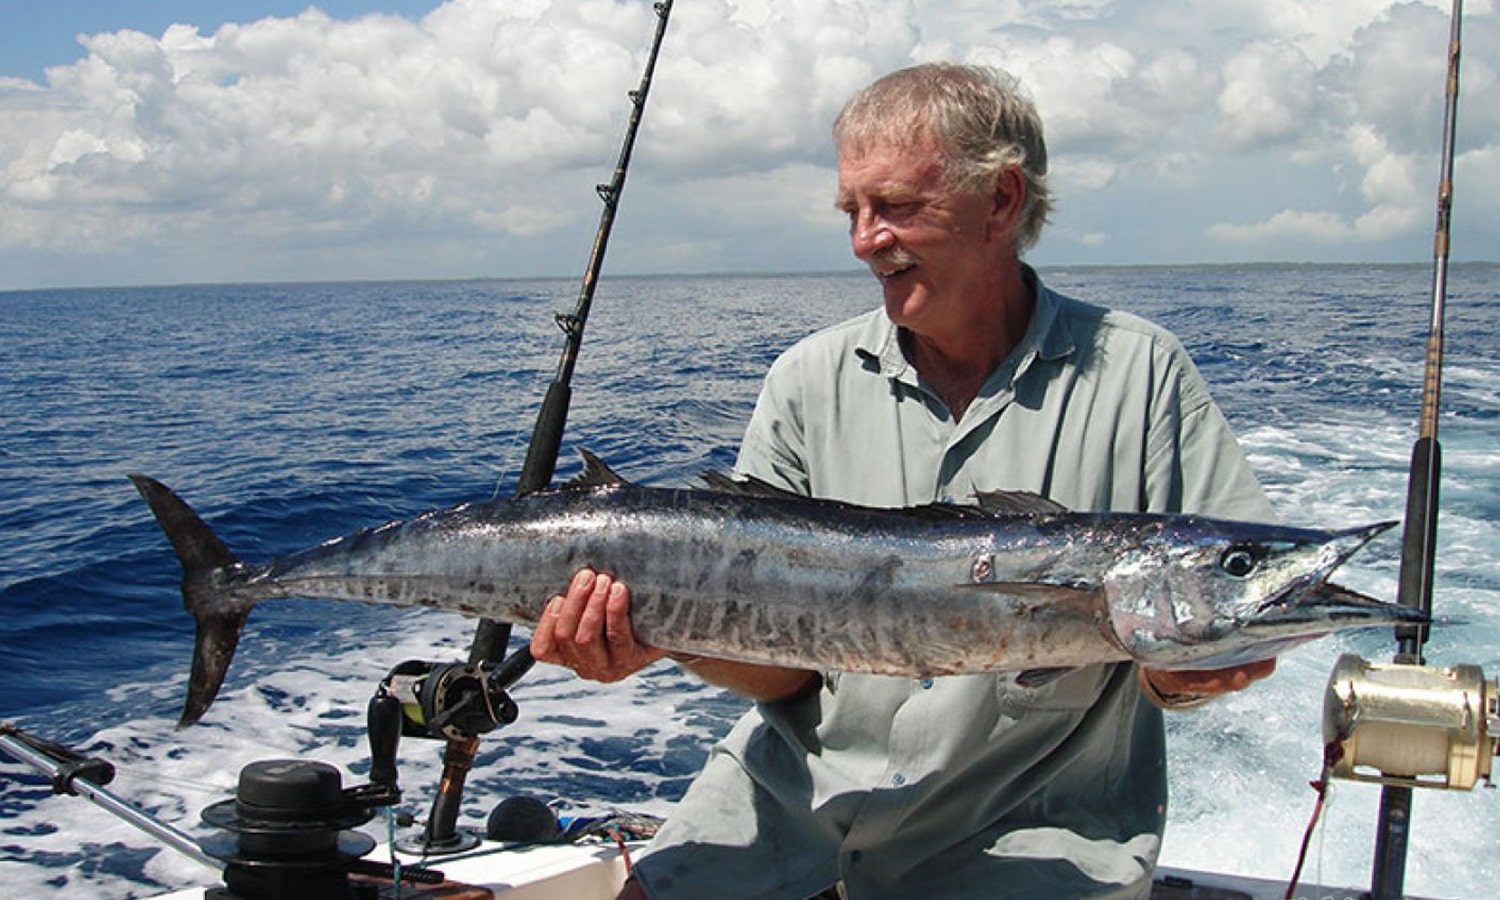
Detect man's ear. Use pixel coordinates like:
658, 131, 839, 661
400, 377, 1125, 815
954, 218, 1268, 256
988, 167, 1026, 242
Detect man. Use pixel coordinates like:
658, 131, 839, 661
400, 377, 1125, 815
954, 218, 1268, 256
532, 63, 1275, 899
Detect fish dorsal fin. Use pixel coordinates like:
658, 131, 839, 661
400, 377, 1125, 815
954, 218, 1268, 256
699, 470, 805, 500
566, 449, 634, 490
971, 489, 1070, 516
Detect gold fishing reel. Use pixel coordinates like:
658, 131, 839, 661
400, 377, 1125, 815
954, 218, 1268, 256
1323, 653, 1499, 790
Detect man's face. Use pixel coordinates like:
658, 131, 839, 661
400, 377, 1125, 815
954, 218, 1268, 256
835, 135, 1010, 340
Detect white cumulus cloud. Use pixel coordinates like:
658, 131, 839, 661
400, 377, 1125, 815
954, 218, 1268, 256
0, 0, 1495, 287
1209, 209, 1354, 243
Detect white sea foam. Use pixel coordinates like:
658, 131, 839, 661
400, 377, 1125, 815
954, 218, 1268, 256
3, 268, 1497, 898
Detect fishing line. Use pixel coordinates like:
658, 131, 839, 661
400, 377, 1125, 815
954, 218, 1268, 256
1285, 740, 1344, 899
113, 769, 234, 797
490, 427, 525, 501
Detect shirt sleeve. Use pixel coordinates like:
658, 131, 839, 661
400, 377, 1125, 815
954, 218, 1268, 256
1144, 335, 1274, 522
736, 350, 813, 495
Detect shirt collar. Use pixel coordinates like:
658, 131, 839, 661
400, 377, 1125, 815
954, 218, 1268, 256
854, 264, 1075, 385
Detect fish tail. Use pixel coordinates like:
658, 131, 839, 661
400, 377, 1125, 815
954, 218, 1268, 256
129, 474, 254, 729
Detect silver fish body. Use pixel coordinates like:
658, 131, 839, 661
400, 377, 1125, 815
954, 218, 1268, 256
131, 452, 1421, 726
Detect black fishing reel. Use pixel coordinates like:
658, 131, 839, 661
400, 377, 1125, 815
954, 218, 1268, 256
378, 647, 535, 742
194, 755, 453, 900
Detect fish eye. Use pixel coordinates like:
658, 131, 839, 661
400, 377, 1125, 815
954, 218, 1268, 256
1219, 546, 1258, 578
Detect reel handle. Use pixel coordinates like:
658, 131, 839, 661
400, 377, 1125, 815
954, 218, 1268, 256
367, 691, 403, 789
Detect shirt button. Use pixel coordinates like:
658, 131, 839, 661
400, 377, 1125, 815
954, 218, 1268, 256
891, 772, 906, 786
919, 678, 934, 689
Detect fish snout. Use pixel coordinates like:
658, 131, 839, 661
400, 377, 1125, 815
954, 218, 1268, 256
1249, 521, 1408, 627
1323, 520, 1399, 570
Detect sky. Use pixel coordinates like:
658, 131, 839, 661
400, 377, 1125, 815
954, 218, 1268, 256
0, 0, 1496, 290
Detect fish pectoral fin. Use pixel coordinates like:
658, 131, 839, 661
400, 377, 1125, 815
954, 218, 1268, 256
955, 580, 1099, 600
970, 490, 1071, 516
1015, 667, 1075, 688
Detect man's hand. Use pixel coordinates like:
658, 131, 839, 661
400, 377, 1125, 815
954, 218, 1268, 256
530, 568, 820, 702
1139, 658, 1276, 709
530, 568, 667, 682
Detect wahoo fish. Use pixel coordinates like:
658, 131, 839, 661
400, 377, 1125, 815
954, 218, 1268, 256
130, 451, 1422, 727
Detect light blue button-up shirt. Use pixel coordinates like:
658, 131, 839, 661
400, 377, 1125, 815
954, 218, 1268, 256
635, 269, 1272, 900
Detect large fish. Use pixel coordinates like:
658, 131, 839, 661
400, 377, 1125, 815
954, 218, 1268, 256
131, 451, 1421, 727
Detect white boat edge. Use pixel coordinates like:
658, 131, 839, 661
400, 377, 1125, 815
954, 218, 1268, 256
149, 839, 635, 900
146, 838, 1441, 899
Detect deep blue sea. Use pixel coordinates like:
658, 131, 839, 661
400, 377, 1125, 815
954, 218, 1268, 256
1, 266, 1497, 897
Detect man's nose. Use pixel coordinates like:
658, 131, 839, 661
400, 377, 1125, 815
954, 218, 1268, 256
849, 210, 894, 259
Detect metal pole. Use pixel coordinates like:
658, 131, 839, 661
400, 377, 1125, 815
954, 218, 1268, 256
1370, 2, 1462, 897
419, 0, 676, 852
1, 734, 222, 873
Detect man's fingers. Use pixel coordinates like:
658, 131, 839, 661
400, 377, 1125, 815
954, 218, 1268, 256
552, 568, 595, 639
604, 581, 633, 647
1146, 658, 1277, 698
532, 568, 664, 682
529, 595, 566, 662
575, 572, 614, 648
531, 569, 596, 666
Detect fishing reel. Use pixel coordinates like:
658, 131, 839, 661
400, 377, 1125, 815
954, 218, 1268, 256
377, 648, 535, 742
1323, 654, 1499, 790
366, 649, 535, 856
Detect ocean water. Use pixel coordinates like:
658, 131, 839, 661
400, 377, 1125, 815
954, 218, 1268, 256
1, 266, 1497, 898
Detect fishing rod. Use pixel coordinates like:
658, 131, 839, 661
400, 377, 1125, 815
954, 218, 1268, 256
0, 724, 222, 873
4, 718, 452, 896
1368, 1, 1463, 897
409, 0, 677, 854
1286, 11, 1494, 900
